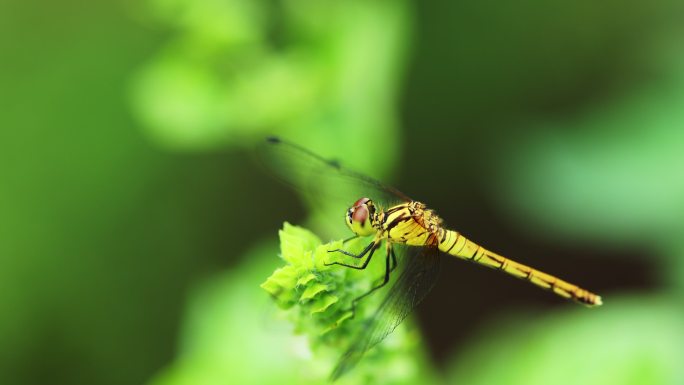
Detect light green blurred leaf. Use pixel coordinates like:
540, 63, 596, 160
129, 0, 411, 155
492, 36, 684, 291
447, 295, 684, 385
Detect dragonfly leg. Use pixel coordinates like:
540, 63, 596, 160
328, 240, 375, 259
325, 241, 379, 269
342, 235, 359, 244
348, 244, 393, 317
389, 246, 398, 273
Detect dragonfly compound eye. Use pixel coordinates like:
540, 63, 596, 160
352, 205, 369, 223
353, 197, 371, 207
346, 197, 376, 236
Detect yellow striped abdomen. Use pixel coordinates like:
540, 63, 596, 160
437, 229, 602, 306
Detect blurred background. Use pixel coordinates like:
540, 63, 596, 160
1, 0, 683, 384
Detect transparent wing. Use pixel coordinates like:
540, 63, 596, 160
330, 244, 442, 381
258, 137, 412, 235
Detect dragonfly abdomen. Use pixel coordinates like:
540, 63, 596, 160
438, 229, 602, 306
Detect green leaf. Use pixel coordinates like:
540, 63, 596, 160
300, 283, 329, 301
309, 293, 339, 314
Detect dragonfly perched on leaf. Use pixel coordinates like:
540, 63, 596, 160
261, 136, 602, 381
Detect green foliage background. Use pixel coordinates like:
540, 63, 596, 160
1, 0, 683, 384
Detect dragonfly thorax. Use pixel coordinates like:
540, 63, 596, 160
408, 201, 444, 234
346, 197, 378, 237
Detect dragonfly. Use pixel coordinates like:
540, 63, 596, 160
262, 136, 602, 381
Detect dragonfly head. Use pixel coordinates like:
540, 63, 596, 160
346, 197, 377, 236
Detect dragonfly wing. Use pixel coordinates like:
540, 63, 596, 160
258, 137, 412, 223
330, 244, 441, 381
